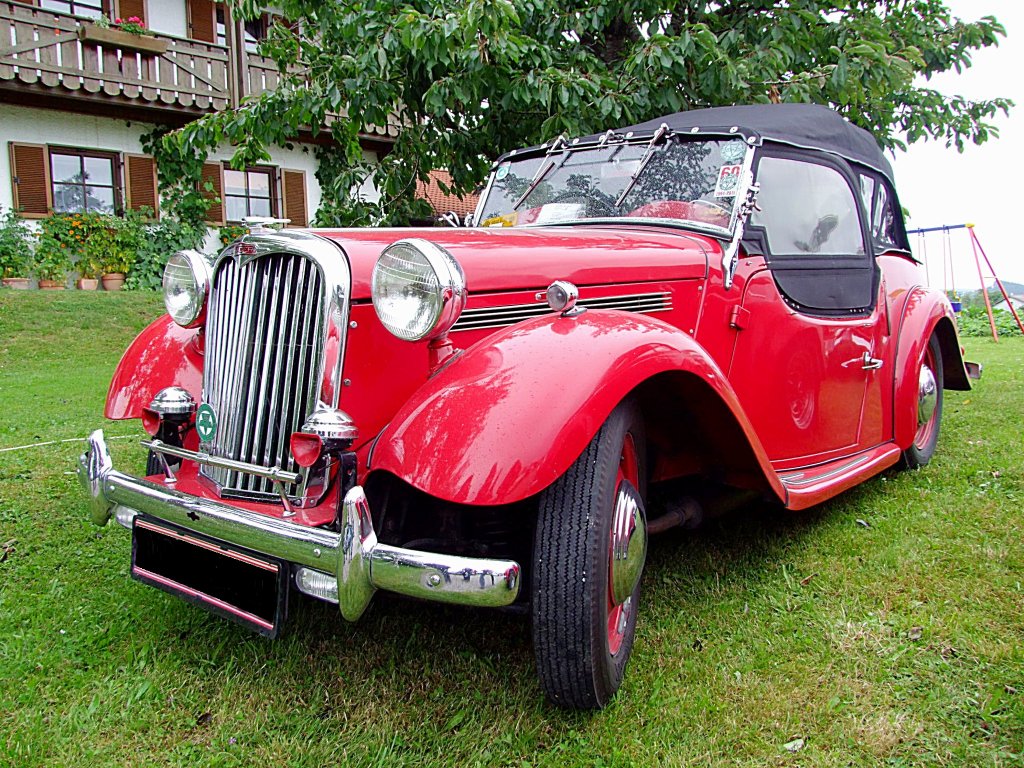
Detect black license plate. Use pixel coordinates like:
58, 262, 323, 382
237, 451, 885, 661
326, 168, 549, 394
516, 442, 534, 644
131, 516, 288, 638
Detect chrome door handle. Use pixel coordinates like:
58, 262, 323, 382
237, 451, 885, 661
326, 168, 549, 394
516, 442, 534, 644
862, 352, 883, 370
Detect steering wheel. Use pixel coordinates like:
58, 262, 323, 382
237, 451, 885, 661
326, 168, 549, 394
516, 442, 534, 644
548, 191, 618, 217
689, 199, 732, 218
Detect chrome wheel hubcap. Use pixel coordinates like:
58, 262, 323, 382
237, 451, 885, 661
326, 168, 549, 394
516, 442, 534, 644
917, 364, 938, 427
609, 480, 646, 606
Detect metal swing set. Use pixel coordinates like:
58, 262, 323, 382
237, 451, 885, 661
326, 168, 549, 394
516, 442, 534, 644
908, 223, 1024, 342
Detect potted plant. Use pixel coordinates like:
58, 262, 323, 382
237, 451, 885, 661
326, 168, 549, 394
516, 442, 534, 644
77, 256, 102, 290
34, 246, 71, 289
100, 212, 144, 291
78, 15, 169, 55
76, 214, 113, 290
0, 207, 34, 289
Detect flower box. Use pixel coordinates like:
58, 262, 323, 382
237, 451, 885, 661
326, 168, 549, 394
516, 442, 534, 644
78, 25, 169, 55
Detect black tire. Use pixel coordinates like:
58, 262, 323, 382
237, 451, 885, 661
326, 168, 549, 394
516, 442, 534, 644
531, 398, 647, 709
901, 334, 943, 469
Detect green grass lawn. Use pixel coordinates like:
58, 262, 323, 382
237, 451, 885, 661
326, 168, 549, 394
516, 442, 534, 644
1, 290, 1021, 767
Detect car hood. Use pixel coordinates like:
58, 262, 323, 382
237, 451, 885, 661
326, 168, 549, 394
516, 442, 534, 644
313, 225, 718, 299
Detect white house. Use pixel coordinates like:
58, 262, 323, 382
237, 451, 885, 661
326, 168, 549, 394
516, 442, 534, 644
0, 0, 394, 248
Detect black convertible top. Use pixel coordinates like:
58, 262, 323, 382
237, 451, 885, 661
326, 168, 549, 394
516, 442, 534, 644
622, 103, 893, 181
506, 103, 894, 182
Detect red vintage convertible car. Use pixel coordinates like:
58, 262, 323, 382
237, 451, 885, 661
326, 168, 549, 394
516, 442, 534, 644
80, 103, 975, 708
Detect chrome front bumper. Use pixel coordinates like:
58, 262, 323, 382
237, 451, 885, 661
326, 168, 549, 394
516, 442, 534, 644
78, 430, 521, 621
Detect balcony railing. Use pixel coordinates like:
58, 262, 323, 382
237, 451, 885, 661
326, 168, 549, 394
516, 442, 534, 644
0, 2, 400, 140
0, 1, 231, 113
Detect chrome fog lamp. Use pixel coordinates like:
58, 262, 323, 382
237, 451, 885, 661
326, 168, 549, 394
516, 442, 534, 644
546, 280, 584, 317
163, 249, 211, 328
142, 386, 197, 437
290, 406, 358, 468
372, 238, 466, 341
295, 567, 339, 604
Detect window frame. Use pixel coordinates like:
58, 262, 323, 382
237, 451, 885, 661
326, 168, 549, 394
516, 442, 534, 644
856, 167, 912, 256
221, 164, 279, 223
749, 149, 871, 264
48, 146, 123, 216
38, 0, 109, 19
745, 147, 879, 316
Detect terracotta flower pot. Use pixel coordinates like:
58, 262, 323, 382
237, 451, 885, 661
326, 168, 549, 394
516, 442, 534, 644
38, 279, 66, 290
2, 277, 30, 290
102, 272, 126, 291
78, 278, 100, 291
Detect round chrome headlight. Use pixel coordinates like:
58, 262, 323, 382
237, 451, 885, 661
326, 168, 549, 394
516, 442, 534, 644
162, 250, 211, 328
371, 239, 466, 341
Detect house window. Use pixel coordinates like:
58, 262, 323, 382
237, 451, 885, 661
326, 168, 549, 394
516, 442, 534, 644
50, 149, 119, 214
223, 166, 276, 222
242, 16, 267, 53
215, 6, 227, 46
216, 8, 267, 52
38, 0, 106, 19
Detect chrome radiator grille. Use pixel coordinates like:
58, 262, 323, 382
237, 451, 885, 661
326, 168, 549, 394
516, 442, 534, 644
201, 252, 325, 500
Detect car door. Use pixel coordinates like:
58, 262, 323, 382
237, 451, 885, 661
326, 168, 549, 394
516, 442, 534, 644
728, 151, 885, 464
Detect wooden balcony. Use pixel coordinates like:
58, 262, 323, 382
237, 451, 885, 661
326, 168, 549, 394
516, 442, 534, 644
0, 1, 279, 117
0, 1, 399, 142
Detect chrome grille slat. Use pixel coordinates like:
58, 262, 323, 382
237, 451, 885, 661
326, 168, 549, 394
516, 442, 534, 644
202, 251, 326, 502
255, 259, 285, 469
452, 291, 672, 332
238, 264, 267, 491
274, 257, 299, 470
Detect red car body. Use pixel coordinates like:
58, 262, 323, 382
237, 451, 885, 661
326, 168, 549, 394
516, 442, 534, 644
82, 103, 971, 709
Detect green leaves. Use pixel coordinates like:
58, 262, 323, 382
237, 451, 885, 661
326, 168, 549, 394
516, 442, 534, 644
161, 0, 1017, 226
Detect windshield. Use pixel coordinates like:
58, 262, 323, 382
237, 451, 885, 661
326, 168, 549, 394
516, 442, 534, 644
478, 136, 749, 234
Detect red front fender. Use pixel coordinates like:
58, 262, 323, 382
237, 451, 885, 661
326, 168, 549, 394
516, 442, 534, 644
368, 310, 782, 506
105, 315, 203, 420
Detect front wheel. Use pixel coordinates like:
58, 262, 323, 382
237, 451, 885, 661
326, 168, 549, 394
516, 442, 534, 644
901, 334, 943, 469
531, 399, 647, 709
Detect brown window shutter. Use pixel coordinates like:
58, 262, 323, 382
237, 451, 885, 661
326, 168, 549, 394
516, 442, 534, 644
116, 0, 146, 23
9, 142, 51, 218
187, 0, 216, 43
125, 154, 159, 219
201, 161, 224, 224
281, 169, 308, 227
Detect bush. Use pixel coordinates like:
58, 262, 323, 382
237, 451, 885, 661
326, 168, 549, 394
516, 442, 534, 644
125, 214, 206, 291
956, 306, 1023, 338
218, 224, 248, 246
0, 207, 34, 278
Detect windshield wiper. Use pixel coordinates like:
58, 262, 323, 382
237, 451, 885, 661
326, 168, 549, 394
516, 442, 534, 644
615, 123, 672, 208
511, 135, 570, 211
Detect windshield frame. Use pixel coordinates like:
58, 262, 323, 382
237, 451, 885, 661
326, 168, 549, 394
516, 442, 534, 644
474, 129, 758, 239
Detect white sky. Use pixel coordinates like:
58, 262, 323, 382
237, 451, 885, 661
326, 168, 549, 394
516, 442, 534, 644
890, 0, 1023, 290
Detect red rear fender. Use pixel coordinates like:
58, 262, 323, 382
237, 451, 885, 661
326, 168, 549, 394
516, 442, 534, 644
368, 310, 784, 506
891, 290, 969, 448
105, 316, 203, 420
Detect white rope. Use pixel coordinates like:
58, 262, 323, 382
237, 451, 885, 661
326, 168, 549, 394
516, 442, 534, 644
0, 435, 138, 454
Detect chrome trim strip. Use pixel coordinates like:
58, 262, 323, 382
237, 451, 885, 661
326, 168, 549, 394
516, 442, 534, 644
452, 291, 672, 331
142, 439, 301, 485
779, 454, 872, 487
80, 430, 521, 620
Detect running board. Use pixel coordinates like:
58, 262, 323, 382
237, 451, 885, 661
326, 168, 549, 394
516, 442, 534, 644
778, 444, 903, 510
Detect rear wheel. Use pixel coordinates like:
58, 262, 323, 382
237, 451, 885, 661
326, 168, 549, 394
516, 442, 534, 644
531, 399, 647, 708
902, 334, 943, 469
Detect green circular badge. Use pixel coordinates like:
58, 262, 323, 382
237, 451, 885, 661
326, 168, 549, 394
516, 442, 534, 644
195, 403, 218, 443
